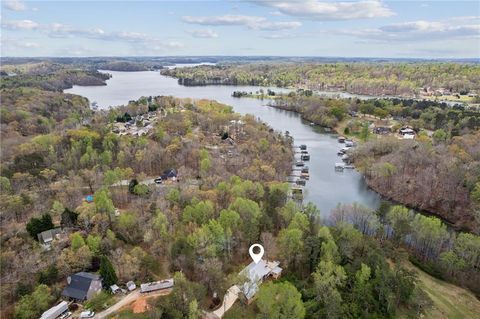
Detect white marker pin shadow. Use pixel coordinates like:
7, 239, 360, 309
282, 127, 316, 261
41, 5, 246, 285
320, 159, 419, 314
249, 244, 264, 264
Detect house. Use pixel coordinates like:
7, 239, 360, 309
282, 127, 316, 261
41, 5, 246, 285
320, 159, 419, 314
140, 278, 174, 293
62, 272, 102, 301
126, 281, 137, 291
374, 126, 391, 135
399, 127, 415, 136
40, 301, 69, 319
37, 228, 62, 246
239, 260, 282, 304
160, 169, 177, 182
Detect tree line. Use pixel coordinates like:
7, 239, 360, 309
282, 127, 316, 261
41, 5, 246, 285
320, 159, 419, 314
161, 62, 480, 96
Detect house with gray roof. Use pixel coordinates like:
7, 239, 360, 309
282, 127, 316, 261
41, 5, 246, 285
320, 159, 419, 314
37, 228, 62, 247
62, 272, 102, 301
239, 259, 282, 303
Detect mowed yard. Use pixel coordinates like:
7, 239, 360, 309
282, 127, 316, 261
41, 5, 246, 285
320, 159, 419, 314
404, 262, 480, 319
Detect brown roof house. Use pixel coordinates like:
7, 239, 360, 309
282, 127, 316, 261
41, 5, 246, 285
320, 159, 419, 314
62, 272, 102, 301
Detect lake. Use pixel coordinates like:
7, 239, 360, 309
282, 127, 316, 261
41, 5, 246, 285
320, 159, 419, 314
65, 69, 381, 217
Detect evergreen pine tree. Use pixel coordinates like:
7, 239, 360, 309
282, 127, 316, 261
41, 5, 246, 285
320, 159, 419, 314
99, 256, 117, 289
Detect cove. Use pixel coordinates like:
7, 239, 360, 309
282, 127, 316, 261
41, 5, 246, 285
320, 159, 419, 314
65, 69, 381, 217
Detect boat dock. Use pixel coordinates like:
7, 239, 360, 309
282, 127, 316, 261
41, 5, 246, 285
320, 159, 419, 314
335, 136, 356, 171
289, 145, 312, 201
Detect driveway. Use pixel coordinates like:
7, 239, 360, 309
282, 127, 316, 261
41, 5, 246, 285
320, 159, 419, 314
94, 289, 172, 319
208, 285, 240, 319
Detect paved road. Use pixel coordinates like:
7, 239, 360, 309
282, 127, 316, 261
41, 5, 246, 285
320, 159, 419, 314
94, 289, 172, 319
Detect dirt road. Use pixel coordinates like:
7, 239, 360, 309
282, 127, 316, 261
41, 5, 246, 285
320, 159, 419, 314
94, 289, 172, 319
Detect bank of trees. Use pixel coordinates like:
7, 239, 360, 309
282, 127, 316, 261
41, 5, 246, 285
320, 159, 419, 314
353, 131, 480, 233
0, 64, 109, 92
330, 203, 480, 295
270, 94, 479, 135
162, 62, 480, 96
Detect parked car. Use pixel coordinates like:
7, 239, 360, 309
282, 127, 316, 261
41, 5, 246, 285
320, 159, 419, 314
58, 312, 71, 319
80, 310, 95, 318
154, 177, 163, 184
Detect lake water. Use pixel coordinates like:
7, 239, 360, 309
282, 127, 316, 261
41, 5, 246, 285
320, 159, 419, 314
65, 70, 381, 217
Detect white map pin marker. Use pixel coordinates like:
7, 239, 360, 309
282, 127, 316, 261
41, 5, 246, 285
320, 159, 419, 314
249, 244, 264, 264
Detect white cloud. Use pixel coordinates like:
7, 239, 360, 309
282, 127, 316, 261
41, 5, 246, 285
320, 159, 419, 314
1, 19, 183, 52
252, 21, 302, 31
187, 29, 219, 38
182, 14, 301, 30
261, 33, 297, 39
183, 14, 265, 26
269, 11, 283, 16
3, 0, 26, 11
47, 23, 108, 39
333, 18, 480, 42
2, 37, 40, 49
1, 19, 39, 30
251, 0, 394, 20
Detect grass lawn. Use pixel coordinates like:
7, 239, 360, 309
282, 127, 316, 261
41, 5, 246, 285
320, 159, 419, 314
404, 261, 480, 319
424, 94, 474, 103
223, 302, 257, 319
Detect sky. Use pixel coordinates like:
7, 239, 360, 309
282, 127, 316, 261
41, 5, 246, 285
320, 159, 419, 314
1, 0, 479, 58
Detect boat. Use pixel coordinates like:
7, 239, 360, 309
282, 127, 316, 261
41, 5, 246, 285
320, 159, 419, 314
335, 163, 345, 170
338, 136, 346, 143
300, 173, 310, 180
291, 187, 304, 197
296, 179, 306, 186
345, 140, 355, 147
301, 150, 309, 154
344, 165, 355, 169
301, 167, 309, 173
287, 176, 296, 183
295, 161, 305, 167
301, 154, 310, 161
299, 144, 307, 150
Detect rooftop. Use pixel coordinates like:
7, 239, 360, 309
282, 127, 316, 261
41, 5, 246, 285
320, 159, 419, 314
62, 272, 101, 300
239, 259, 282, 300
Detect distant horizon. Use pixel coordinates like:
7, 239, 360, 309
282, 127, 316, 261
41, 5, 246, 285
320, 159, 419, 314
2, 55, 479, 63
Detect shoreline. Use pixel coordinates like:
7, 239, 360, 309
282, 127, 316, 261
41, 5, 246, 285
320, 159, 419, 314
257, 98, 469, 233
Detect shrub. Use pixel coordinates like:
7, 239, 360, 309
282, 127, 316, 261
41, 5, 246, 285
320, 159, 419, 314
84, 292, 114, 311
